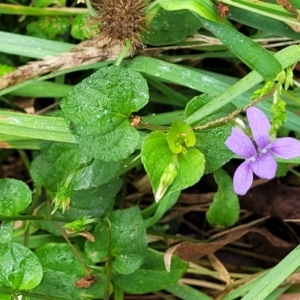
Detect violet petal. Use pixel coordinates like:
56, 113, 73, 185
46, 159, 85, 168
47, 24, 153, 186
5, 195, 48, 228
250, 151, 277, 179
225, 128, 257, 158
268, 137, 300, 159
233, 161, 253, 195
246, 107, 271, 150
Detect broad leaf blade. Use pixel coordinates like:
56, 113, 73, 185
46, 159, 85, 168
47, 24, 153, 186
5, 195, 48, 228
0, 243, 43, 290
185, 94, 233, 173
30, 141, 121, 193
35, 243, 90, 277
0, 179, 31, 216
112, 248, 188, 294
141, 131, 205, 199
206, 169, 240, 227
85, 206, 147, 274
61, 66, 149, 161
143, 8, 201, 45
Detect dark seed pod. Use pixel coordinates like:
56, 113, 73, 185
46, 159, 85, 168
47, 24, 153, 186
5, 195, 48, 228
92, 0, 147, 52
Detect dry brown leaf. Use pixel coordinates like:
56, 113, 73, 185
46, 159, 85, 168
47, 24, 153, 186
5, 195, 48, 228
284, 272, 300, 285
65, 230, 95, 242
164, 227, 292, 272
208, 253, 231, 285
75, 273, 95, 289
277, 0, 300, 20
12, 98, 35, 114
287, 21, 300, 32
216, 2, 230, 21
277, 293, 300, 300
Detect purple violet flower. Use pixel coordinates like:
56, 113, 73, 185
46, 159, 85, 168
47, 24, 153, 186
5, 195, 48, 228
225, 107, 300, 195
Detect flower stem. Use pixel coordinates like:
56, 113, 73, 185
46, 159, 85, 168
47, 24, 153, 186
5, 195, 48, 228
114, 39, 132, 67
104, 218, 113, 300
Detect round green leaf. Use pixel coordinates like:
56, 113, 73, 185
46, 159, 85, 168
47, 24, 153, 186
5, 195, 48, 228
112, 248, 187, 294
141, 131, 205, 199
35, 243, 90, 277
61, 66, 149, 161
85, 206, 147, 274
206, 169, 240, 227
143, 8, 202, 46
0, 178, 31, 216
32, 270, 108, 300
33, 178, 122, 236
0, 243, 43, 290
185, 94, 233, 173
30, 141, 121, 193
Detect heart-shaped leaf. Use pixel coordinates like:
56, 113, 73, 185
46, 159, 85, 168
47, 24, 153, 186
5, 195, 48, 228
0, 243, 43, 290
141, 131, 205, 200
0, 179, 31, 216
61, 66, 149, 161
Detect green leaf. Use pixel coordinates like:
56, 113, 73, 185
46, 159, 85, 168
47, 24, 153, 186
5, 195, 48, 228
143, 8, 201, 46
150, 0, 282, 80
206, 169, 240, 227
35, 243, 90, 277
112, 248, 188, 294
143, 191, 180, 229
0, 65, 15, 76
141, 131, 205, 199
241, 244, 300, 300
276, 162, 288, 177
34, 0, 66, 7
229, 6, 300, 40
129, 47, 300, 133
0, 178, 31, 216
185, 94, 233, 173
0, 31, 74, 59
197, 18, 282, 80
0, 243, 43, 290
85, 206, 147, 274
31, 270, 108, 300
0, 222, 14, 244
195, 127, 233, 174
30, 141, 121, 193
27, 16, 70, 40
167, 121, 196, 154
71, 14, 99, 40
61, 66, 149, 161
33, 178, 122, 236
0, 292, 11, 300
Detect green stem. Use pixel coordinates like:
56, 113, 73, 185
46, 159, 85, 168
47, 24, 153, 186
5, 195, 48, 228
114, 39, 132, 67
0, 3, 87, 16
141, 201, 158, 218
104, 218, 113, 300
18, 149, 31, 172
114, 286, 124, 300
0, 286, 69, 300
0, 215, 73, 222
138, 122, 169, 131
116, 154, 141, 177
85, 0, 98, 16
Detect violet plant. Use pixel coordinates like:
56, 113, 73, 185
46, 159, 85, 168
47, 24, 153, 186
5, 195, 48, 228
225, 107, 300, 195
1, 0, 300, 300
